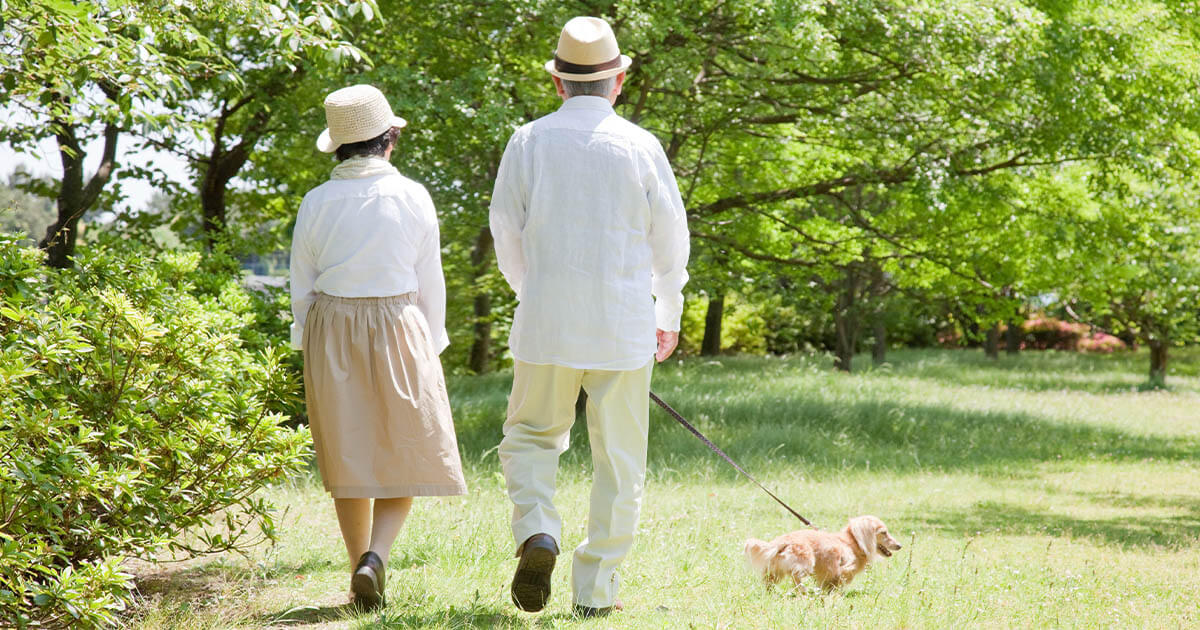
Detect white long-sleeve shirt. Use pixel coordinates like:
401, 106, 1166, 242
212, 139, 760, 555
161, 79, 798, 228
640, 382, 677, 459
289, 169, 449, 353
489, 95, 690, 370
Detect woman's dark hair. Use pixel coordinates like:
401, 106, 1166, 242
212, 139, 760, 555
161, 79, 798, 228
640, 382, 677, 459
335, 126, 401, 161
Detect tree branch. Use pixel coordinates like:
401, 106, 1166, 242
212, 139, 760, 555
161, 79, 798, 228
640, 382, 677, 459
691, 229, 821, 267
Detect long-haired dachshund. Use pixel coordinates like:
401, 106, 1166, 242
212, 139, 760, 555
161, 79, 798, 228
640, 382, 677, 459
744, 515, 901, 591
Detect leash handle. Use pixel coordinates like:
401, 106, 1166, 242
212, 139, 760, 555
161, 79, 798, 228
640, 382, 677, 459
649, 391, 817, 529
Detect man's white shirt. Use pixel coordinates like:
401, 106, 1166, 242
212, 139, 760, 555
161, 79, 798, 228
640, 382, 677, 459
289, 172, 449, 353
489, 95, 690, 370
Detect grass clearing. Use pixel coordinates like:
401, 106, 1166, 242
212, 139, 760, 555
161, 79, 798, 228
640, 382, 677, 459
126, 348, 1200, 628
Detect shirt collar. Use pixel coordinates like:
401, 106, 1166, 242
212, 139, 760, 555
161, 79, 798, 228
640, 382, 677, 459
558, 95, 615, 114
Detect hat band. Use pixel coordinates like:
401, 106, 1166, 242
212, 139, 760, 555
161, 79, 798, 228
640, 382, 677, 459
554, 53, 623, 76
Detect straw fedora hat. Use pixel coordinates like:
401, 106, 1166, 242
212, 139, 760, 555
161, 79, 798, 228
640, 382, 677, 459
316, 84, 407, 153
544, 16, 632, 81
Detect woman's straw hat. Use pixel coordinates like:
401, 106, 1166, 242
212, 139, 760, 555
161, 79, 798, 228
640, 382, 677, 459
316, 85, 407, 153
544, 17, 632, 81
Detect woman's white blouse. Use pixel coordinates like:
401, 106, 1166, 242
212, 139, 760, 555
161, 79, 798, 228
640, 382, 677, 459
289, 172, 449, 353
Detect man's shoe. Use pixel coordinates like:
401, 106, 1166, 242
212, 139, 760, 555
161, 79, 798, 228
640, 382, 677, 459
350, 551, 386, 609
573, 599, 624, 618
511, 534, 558, 612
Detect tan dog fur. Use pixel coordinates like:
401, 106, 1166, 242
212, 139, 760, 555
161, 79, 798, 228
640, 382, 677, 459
744, 515, 901, 591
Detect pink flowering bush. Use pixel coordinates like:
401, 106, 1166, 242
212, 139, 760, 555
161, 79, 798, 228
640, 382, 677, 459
1012, 316, 1127, 353
1022, 316, 1091, 350
936, 328, 963, 348
1077, 331, 1127, 353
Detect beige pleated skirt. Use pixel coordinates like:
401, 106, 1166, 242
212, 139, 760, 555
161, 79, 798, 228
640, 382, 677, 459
303, 293, 467, 498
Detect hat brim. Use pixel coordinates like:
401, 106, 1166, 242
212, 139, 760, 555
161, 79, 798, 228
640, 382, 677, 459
316, 115, 408, 153
544, 55, 632, 81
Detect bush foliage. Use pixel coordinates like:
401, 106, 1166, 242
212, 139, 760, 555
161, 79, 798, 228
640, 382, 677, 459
0, 233, 310, 628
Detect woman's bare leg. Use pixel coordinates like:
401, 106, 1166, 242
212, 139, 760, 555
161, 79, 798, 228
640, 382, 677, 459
368, 497, 414, 564
334, 498, 372, 570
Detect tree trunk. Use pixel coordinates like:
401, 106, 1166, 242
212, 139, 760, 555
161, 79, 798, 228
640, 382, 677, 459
834, 309, 858, 372
984, 323, 1001, 359
40, 113, 119, 269
871, 316, 887, 365
833, 277, 859, 372
468, 227, 494, 373
1005, 318, 1022, 355
1148, 338, 1168, 386
701, 293, 724, 356
200, 170, 230, 242
199, 103, 269, 248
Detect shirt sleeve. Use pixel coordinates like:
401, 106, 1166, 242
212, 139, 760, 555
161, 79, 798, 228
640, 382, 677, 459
489, 132, 528, 298
289, 200, 318, 351
414, 187, 450, 354
646, 142, 690, 332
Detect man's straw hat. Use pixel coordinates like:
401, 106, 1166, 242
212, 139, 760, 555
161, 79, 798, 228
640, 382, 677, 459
316, 84, 407, 153
544, 17, 632, 82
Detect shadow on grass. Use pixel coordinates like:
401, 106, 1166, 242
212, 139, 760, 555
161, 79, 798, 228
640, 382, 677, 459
1073, 490, 1200, 514
450, 375, 1197, 479
258, 602, 360, 625
134, 564, 223, 601
256, 555, 338, 581
768, 349, 1198, 394
134, 559, 356, 627
361, 604, 572, 628
917, 500, 1200, 550
895, 370, 1154, 395
644, 393, 1198, 477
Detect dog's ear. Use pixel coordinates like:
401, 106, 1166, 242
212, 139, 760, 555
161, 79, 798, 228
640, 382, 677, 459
848, 517, 879, 562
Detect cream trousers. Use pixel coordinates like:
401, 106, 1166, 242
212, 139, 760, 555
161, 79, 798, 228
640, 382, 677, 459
499, 359, 653, 608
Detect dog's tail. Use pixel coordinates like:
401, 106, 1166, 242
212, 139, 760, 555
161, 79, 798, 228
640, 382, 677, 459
743, 537, 781, 576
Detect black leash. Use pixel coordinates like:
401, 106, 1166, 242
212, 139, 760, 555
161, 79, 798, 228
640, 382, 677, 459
649, 391, 817, 529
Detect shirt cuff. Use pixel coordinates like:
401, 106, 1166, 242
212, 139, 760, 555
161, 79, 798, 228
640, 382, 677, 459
654, 294, 684, 332
290, 322, 304, 351
433, 331, 450, 355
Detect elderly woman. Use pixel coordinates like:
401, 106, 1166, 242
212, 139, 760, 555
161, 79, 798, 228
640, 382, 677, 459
290, 84, 466, 609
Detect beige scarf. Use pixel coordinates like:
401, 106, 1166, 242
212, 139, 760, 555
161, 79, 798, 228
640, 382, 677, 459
330, 155, 398, 180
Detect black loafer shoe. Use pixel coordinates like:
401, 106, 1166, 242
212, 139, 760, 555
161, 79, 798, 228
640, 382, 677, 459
351, 551, 386, 609
511, 534, 558, 612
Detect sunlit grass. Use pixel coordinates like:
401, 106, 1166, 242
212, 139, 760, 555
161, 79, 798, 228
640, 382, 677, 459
126, 348, 1200, 629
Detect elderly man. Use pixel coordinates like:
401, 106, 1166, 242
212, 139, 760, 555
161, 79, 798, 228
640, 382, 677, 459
489, 15, 690, 618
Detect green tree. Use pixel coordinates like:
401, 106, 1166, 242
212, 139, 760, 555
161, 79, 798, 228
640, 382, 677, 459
0, 0, 365, 267
131, 0, 375, 250
211, 0, 1200, 376
641, 0, 1200, 371
1064, 173, 1200, 386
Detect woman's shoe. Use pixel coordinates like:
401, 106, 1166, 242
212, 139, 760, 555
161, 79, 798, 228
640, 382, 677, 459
351, 551, 386, 609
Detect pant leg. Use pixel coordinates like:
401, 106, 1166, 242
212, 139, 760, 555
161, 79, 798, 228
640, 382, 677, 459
571, 360, 653, 608
499, 360, 584, 554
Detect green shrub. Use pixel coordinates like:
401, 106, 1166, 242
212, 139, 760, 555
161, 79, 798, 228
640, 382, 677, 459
679, 291, 768, 355
0, 233, 310, 628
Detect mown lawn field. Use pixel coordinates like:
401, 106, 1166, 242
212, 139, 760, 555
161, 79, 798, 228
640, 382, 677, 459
127, 348, 1200, 629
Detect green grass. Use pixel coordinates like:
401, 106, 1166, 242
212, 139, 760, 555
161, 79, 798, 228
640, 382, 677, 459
127, 348, 1200, 629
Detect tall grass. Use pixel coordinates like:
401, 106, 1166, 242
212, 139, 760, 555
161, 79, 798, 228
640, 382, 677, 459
128, 348, 1200, 629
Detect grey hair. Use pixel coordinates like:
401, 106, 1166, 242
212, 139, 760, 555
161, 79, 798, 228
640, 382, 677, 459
561, 76, 616, 98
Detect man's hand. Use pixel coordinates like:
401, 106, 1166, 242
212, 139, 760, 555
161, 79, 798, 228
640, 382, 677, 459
655, 329, 679, 362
